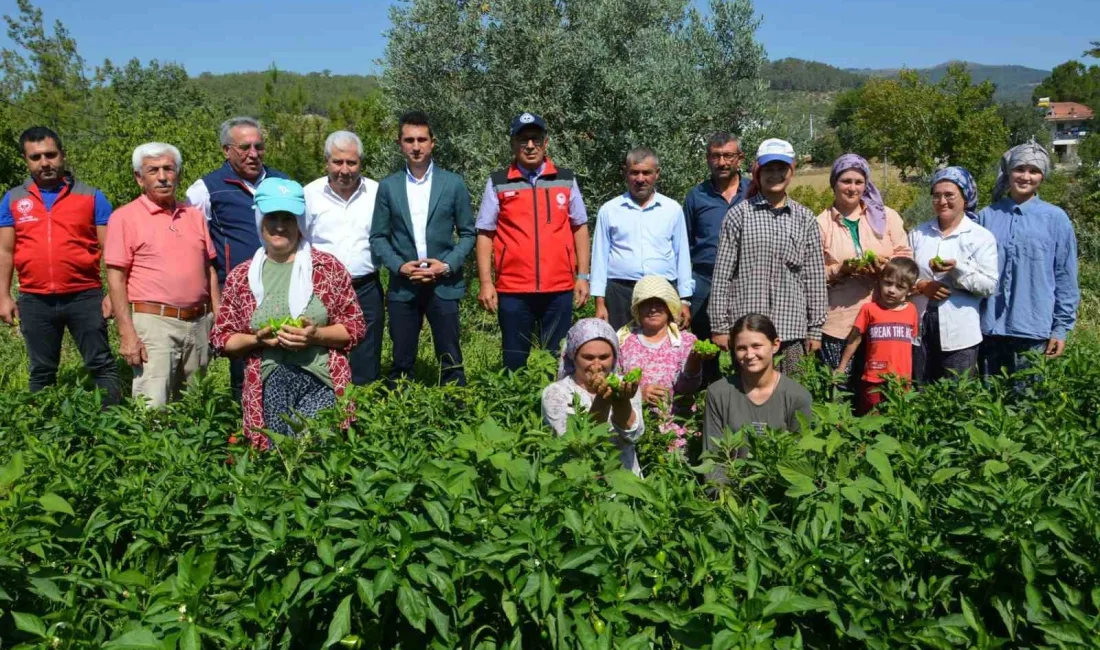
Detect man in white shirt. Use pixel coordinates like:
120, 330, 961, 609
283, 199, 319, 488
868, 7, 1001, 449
369, 111, 476, 386
303, 130, 382, 384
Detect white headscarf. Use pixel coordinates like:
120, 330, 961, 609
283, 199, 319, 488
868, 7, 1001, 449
247, 208, 313, 318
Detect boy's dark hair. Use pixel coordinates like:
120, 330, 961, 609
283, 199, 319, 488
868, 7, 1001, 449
397, 111, 433, 139
730, 313, 779, 342
881, 257, 920, 288
19, 126, 63, 154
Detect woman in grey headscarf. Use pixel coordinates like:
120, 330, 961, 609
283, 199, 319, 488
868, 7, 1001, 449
976, 141, 1080, 376
541, 318, 646, 475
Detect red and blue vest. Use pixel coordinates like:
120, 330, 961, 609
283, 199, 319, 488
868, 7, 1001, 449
489, 159, 577, 293
7, 178, 102, 295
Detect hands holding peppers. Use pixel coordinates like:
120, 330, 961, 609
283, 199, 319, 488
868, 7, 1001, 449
255, 317, 319, 351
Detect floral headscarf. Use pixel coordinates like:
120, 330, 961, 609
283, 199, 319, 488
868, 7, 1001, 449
992, 140, 1051, 203
830, 153, 887, 237
930, 166, 979, 222
558, 318, 622, 380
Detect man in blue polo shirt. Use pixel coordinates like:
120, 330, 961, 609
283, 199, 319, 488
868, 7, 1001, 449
682, 132, 749, 383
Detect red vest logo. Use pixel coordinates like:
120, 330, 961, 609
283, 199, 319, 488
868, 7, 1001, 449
15, 198, 32, 215
556, 192, 567, 207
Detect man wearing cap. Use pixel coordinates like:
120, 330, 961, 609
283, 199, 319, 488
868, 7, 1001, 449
303, 130, 383, 385
186, 116, 289, 401
591, 147, 692, 330
683, 132, 750, 384
708, 138, 827, 375
370, 110, 476, 386
0, 126, 121, 404
106, 142, 220, 407
475, 112, 591, 370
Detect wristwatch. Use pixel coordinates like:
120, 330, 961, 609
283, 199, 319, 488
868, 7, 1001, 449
576, 273, 590, 281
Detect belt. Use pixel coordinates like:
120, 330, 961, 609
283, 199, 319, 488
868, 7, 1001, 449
351, 272, 378, 288
131, 301, 210, 321
610, 278, 637, 288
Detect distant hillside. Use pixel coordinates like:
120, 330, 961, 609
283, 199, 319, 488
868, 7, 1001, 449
763, 58, 865, 92
847, 61, 1050, 102
192, 70, 379, 116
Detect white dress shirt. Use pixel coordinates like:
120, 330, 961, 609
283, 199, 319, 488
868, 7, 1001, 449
909, 217, 999, 351
303, 175, 379, 278
406, 163, 433, 260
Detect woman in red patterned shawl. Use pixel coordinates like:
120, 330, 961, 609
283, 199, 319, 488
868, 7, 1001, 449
210, 178, 365, 448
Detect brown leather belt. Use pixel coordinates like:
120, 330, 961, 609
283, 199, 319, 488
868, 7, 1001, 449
131, 301, 211, 321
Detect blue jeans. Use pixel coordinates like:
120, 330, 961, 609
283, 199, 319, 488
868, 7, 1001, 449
348, 274, 385, 385
498, 291, 573, 371
388, 289, 465, 386
18, 288, 120, 405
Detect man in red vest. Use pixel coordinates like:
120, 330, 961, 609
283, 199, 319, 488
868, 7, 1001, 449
475, 113, 591, 370
0, 127, 121, 404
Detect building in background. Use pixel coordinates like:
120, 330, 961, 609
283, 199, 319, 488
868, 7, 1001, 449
1040, 99, 1094, 163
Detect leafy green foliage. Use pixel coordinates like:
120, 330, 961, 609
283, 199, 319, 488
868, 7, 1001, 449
2, 343, 1100, 646
832, 64, 1008, 179
382, 0, 766, 204
1032, 60, 1100, 112
763, 58, 864, 92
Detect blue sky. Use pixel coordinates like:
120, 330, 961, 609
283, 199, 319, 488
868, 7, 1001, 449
1, 0, 1095, 76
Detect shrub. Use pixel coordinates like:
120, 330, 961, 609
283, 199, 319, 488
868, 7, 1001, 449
2, 344, 1100, 647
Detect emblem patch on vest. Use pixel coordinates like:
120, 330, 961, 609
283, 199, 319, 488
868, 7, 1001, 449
15, 198, 32, 215
556, 192, 567, 207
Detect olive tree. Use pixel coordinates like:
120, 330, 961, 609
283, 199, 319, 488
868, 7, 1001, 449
382, 0, 766, 206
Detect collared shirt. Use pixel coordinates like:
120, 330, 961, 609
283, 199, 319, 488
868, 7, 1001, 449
708, 194, 828, 342
406, 162, 433, 260
475, 160, 588, 230
303, 175, 380, 278
103, 195, 215, 306
909, 217, 999, 352
682, 175, 749, 268
590, 192, 693, 298
185, 169, 267, 221
977, 196, 1079, 340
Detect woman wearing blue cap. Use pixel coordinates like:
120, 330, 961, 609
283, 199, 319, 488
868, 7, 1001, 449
210, 177, 366, 448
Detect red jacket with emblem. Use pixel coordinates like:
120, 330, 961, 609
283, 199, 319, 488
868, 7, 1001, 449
489, 159, 578, 293
6, 177, 104, 295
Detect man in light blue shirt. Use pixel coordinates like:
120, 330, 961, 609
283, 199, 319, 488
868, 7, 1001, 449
591, 147, 692, 330
976, 141, 1079, 377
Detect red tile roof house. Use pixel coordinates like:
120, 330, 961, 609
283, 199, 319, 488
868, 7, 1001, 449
1045, 101, 1094, 163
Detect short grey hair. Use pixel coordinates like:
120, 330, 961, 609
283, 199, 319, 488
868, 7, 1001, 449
706, 132, 741, 152
324, 130, 363, 160
624, 146, 659, 168
219, 116, 262, 147
132, 142, 182, 173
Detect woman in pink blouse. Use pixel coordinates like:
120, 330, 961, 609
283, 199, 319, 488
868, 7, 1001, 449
617, 276, 716, 405
816, 154, 912, 372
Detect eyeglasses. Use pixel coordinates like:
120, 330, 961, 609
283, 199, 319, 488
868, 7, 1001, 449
708, 153, 742, 162
228, 142, 265, 153
931, 192, 959, 202
512, 136, 546, 146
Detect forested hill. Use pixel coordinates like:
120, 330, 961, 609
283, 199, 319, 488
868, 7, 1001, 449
765, 58, 1050, 101
192, 59, 1048, 116
191, 70, 380, 116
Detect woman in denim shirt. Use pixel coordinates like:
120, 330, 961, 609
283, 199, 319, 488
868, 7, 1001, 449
976, 141, 1080, 377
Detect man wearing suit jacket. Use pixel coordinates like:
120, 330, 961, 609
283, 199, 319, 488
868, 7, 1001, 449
370, 111, 476, 385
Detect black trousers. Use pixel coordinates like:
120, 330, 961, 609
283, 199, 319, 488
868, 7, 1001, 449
604, 279, 636, 331
348, 274, 385, 385
18, 288, 120, 405
388, 288, 465, 386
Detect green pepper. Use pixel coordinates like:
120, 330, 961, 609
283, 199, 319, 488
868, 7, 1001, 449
623, 367, 643, 383
591, 616, 606, 635
605, 374, 622, 390
931, 255, 945, 267
862, 250, 878, 264
693, 340, 719, 355
338, 635, 363, 649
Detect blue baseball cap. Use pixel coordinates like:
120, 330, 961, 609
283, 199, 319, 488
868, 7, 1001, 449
510, 112, 547, 136
755, 138, 796, 166
253, 177, 306, 217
